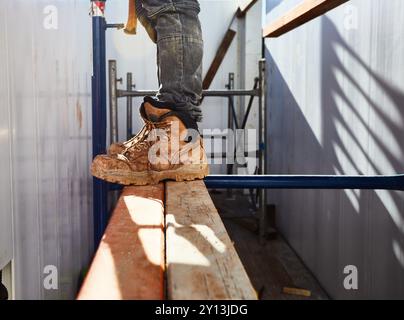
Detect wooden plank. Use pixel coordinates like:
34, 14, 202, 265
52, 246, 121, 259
77, 184, 165, 300
202, 20, 237, 90
202, 0, 259, 89
165, 180, 257, 300
263, 0, 349, 38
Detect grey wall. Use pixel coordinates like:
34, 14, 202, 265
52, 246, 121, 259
265, 0, 404, 299
0, 0, 93, 299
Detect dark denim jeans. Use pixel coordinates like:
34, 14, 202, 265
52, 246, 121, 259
138, 0, 203, 122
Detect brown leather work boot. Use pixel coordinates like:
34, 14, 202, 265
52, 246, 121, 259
107, 118, 148, 156
107, 99, 160, 155
91, 102, 209, 186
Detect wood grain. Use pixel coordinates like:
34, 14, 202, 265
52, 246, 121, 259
263, 0, 350, 38
165, 180, 257, 300
77, 184, 165, 300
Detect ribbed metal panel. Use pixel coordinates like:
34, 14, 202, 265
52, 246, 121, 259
266, 0, 404, 299
0, 0, 93, 299
0, 0, 13, 272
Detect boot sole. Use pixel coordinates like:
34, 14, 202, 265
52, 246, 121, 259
91, 163, 209, 186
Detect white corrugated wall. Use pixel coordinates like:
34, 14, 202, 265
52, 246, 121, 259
266, 0, 404, 299
0, 0, 93, 299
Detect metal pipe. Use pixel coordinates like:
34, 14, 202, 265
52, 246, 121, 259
205, 89, 259, 97
258, 59, 266, 176
91, 0, 109, 246
229, 97, 240, 129
241, 77, 259, 129
117, 89, 260, 98
106, 23, 125, 29
258, 59, 267, 242
204, 174, 404, 191
126, 73, 133, 140
226, 73, 235, 199
108, 60, 119, 144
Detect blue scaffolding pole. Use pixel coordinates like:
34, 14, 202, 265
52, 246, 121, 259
204, 175, 404, 191
91, 0, 109, 246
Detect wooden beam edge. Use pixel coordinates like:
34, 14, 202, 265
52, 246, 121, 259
165, 181, 257, 300
77, 184, 165, 300
263, 0, 350, 38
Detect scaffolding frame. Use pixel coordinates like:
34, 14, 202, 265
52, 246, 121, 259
90, 0, 404, 246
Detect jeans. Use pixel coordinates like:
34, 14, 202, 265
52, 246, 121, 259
138, 0, 203, 122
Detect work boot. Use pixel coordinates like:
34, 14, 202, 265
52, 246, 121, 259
107, 119, 148, 156
107, 99, 158, 155
91, 102, 209, 186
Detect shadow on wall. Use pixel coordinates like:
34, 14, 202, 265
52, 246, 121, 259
266, 0, 284, 14
266, 16, 404, 299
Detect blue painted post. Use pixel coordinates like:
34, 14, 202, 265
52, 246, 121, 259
91, 0, 108, 247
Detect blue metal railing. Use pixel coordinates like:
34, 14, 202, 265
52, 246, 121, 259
204, 175, 404, 191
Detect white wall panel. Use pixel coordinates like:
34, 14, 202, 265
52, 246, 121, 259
266, 0, 404, 299
0, 4, 13, 271
0, 0, 93, 299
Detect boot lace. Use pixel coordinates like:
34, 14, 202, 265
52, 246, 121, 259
122, 120, 172, 157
